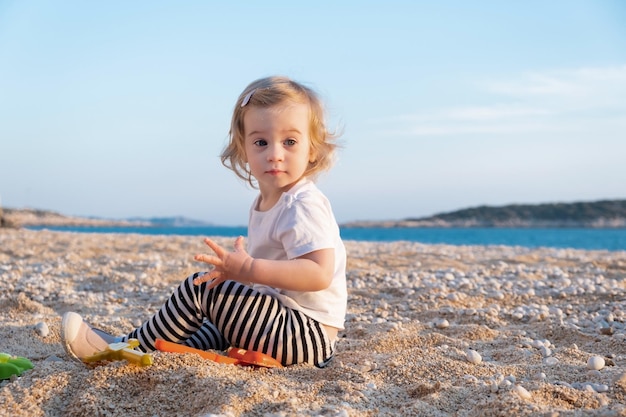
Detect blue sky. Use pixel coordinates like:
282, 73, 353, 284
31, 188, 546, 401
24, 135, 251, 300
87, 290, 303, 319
1, 1, 625, 226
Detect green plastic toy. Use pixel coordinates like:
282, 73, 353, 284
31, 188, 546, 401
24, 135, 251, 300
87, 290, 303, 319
0, 352, 34, 380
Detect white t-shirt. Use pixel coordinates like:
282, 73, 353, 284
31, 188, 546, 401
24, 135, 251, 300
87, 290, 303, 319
246, 178, 347, 330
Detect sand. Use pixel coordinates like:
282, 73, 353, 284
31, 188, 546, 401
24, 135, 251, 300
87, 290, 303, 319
1, 228, 626, 416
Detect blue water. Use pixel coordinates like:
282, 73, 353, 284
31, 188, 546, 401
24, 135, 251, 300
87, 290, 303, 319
26, 225, 626, 251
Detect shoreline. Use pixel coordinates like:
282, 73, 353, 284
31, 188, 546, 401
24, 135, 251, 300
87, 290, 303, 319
1, 208, 149, 228
4, 207, 626, 230
1, 228, 626, 416
18, 224, 626, 253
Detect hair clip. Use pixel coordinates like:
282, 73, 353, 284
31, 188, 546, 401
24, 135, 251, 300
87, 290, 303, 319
241, 89, 255, 107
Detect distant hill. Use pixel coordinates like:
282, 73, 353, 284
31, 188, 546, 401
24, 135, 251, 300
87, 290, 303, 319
1, 208, 144, 228
4, 200, 626, 229
344, 199, 626, 228
1, 208, 210, 228
413, 199, 626, 227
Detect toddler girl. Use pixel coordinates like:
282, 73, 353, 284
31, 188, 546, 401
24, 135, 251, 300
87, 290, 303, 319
61, 76, 347, 367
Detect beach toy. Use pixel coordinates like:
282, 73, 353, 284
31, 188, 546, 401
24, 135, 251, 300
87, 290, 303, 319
155, 339, 282, 368
83, 339, 153, 367
226, 346, 283, 368
0, 352, 34, 380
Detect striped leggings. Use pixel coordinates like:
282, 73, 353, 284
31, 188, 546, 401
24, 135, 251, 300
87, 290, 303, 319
122, 272, 335, 367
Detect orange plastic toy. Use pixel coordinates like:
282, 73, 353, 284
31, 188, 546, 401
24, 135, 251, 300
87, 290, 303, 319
155, 339, 282, 368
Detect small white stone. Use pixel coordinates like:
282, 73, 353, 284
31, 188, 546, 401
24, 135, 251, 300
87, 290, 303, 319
587, 356, 605, 371
583, 384, 596, 393
466, 349, 482, 365
490, 380, 498, 393
464, 374, 479, 384
505, 375, 517, 384
540, 346, 552, 357
531, 339, 545, 348
544, 357, 559, 366
35, 322, 49, 337
499, 379, 512, 389
513, 385, 531, 400
358, 360, 377, 372
587, 369, 602, 378
447, 293, 461, 302
435, 318, 450, 329
593, 383, 609, 393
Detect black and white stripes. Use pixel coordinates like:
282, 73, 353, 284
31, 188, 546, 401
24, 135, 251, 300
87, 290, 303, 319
123, 273, 335, 367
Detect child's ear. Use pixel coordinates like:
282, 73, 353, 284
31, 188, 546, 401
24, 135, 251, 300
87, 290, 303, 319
309, 148, 317, 164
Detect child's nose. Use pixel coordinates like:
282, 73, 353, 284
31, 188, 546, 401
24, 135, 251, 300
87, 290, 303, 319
268, 144, 284, 161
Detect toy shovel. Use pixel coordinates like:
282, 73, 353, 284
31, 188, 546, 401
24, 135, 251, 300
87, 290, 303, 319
155, 339, 282, 368
83, 339, 153, 367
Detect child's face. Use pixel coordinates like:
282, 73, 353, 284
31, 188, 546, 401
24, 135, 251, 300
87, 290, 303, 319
243, 102, 314, 202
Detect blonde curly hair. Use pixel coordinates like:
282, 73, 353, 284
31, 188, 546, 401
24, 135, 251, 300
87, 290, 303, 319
221, 76, 339, 187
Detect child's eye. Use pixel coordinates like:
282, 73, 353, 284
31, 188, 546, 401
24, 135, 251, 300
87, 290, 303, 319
284, 138, 297, 146
253, 139, 268, 146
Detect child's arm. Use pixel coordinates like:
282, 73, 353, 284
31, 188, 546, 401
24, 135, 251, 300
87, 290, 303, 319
193, 236, 334, 292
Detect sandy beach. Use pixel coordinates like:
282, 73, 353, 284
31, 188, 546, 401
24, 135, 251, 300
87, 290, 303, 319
1, 228, 626, 416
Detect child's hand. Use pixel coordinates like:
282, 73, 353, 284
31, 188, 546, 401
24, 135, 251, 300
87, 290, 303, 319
193, 236, 254, 289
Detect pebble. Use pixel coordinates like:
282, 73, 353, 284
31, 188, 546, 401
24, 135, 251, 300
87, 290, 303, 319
357, 360, 377, 372
35, 322, 49, 337
599, 326, 614, 335
544, 357, 559, 366
434, 318, 450, 329
466, 349, 482, 365
583, 384, 596, 393
513, 385, 531, 400
464, 375, 479, 384
490, 380, 498, 393
593, 384, 609, 393
499, 379, 512, 389
587, 369, 602, 378
4, 230, 626, 415
587, 356, 605, 371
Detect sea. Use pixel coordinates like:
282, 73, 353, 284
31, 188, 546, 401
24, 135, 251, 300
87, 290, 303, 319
26, 225, 626, 252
